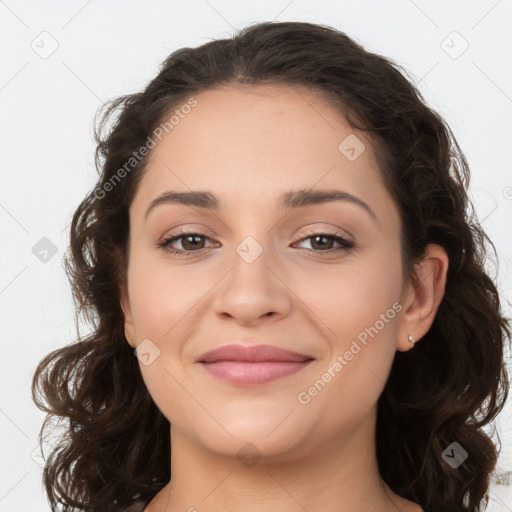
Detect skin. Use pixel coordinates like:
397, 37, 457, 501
120, 83, 448, 512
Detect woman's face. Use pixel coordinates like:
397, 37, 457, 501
121, 83, 410, 460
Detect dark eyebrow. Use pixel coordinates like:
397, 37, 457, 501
144, 188, 377, 222
145, 191, 221, 220
278, 189, 377, 221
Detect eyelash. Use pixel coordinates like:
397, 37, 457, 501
156, 229, 355, 257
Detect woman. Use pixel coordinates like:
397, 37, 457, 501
32, 21, 510, 512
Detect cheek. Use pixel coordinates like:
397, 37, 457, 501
126, 255, 202, 339
295, 253, 403, 342
294, 250, 402, 401
127, 275, 193, 423
296, 289, 400, 435
126, 256, 209, 414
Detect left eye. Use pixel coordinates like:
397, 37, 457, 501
157, 231, 354, 256
294, 232, 354, 253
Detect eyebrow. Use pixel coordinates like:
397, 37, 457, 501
144, 188, 377, 221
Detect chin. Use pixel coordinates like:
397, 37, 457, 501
192, 414, 312, 461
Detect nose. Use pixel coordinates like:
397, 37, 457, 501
212, 236, 293, 326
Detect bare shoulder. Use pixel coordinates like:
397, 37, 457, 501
392, 495, 424, 512
404, 500, 424, 512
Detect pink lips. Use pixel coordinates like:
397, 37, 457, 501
197, 344, 314, 385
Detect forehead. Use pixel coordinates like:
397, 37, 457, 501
130, 83, 389, 217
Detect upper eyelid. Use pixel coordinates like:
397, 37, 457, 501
160, 229, 353, 248
161, 222, 354, 239
161, 228, 351, 240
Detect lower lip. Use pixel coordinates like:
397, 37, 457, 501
199, 360, 313, 385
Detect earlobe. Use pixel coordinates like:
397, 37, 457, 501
114, 246, 136, 349
120, 291, 136, 348
396, 244, 449, 352
118, 276, 136, 349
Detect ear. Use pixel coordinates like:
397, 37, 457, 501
115, 246, 136, 349
120, 280, 136, 349
396, 244, 449, 352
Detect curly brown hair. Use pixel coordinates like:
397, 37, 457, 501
31, 20, 510, 512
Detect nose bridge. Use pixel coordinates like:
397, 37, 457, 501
226, 208, 277, 267
212, 228, 292, 323
235, 233, 267, 266
229, 230, 274, 291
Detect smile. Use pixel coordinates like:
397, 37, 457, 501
198, 360, 314, 385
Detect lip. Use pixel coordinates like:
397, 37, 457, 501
197, 344, 313, 363
196, 344, 315, 386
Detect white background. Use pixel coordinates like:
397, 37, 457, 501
1, 1, 511, 510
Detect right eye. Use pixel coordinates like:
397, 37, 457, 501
157, 231, 218, 255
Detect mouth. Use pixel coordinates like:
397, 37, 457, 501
196, 343, 315, 385
198, 360, 314, 385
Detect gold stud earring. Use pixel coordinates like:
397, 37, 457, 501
408, 335, 416, 350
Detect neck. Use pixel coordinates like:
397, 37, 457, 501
149, 406, 407, 512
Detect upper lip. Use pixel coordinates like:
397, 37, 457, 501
197, 344, 314, 363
